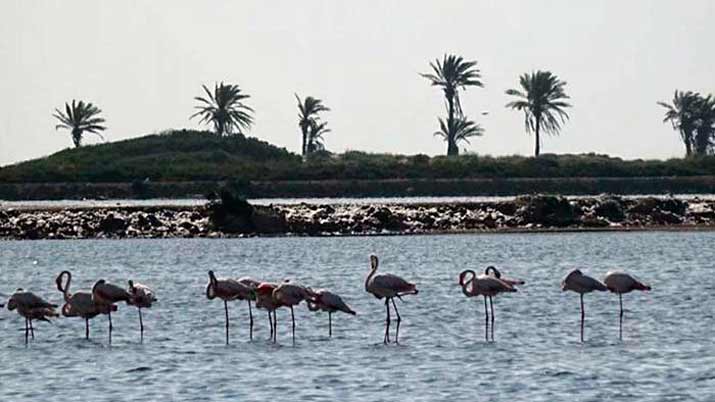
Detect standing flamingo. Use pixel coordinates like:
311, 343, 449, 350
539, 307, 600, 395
561, 269, 607, 342
6, 289, 58, 343
205, 270, 253, 344
127, 280, 157, 341
603, 271, 651, 340
272, 281, 314, 345
459, 269, 516, 341
255, 282, 279, 342
306, 288, 356, 337
56, 271, 114, 340
237, 276, 260, 340
365, 255, 418, 344
484, 266, 525, 286
92, 279, 132, 344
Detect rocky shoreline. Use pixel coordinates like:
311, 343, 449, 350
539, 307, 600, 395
2, 195, 715, 240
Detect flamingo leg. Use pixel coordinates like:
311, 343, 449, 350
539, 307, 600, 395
328, 311, 332, 338
580, 293, 585, 343
267, 310, 273, 341
224, 300, 230, 345
247, 300, 254, 341
138, 307, 144, 342
29, 319, 35, 339
483, 296, 489, 342
619, 293, 623, 340
391, 298, 402, 345
272, 309, 278, 344
85, 318, 90, 340
108, 310, 113, 345
384, 298, 391, 344
489, 296, 495, 342
24, 318, 29, 344
291, 306, 296, 346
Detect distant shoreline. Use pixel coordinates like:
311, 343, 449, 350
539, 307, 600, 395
2, 175, 715, 201
1, 195, 714, 240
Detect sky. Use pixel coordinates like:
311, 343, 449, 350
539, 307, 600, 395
1, 0, 714, 166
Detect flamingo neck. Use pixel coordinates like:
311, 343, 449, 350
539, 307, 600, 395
365, 266, 377, 292
459, 270, 477, 296
57, 272, 72, 302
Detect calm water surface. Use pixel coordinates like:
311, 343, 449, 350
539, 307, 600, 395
1, 232, 714, 401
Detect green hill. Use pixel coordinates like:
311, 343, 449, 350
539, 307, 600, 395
2, 129, 715, 184
0, 130, 302, 182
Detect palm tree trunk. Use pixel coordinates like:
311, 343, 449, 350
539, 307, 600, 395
301, 129, 307, 157
447, 95, 458, 156
534, 115, 541, 157
72, 129, 82, 148
685, 135, 693, 157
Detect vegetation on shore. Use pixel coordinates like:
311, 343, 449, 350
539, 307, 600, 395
3, 130, 715, 186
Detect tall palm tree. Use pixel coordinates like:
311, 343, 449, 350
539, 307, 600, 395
658, 90, 701, 157
694, 94, 715, 155
191, 82, 254, 136
53, 100, 107, 148
307, 120, 331, 153
421, 54, 483, 155
505, 71, 571, 157
434, 117, 483, 152
295, 94, 330, 156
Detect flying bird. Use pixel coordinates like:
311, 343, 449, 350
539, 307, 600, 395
459, 269, 516, 341
365, 255, 418, 344
306, 288, 356, 337
127, 280, 157, 341
603, 271, 651, 340
561, 269, 607, 342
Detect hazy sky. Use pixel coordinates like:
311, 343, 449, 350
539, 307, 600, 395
1, 1, 714, 166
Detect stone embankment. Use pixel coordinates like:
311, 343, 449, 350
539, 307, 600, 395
1, 195, 714, 240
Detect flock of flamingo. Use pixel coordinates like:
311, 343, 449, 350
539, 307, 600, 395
1, 255, 651, 345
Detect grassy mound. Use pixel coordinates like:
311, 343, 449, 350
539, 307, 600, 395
0, 130, 301, 182
2, 129, 715, 184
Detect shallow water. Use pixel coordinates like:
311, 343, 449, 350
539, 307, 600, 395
1, 232, 714, 401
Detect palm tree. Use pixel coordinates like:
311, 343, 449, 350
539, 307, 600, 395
307, 120, 331, 153
421, 54, 483, 155
191, 82, 253, 136
505, 71, 571, 157
694, 94, 715, 155
295, 94, 330, 156
53, 100, 107, 148
434, 117, 483, 152
658, 90, 701, 157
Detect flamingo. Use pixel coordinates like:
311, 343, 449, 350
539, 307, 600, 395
92, 279, 132, 344
237, 276, 260, 340
365, 255, 418, 344
561, 269, 607, 342
56, 271, 115, 340
255, 282, 279, 342
459, 269, 516, 341
6, 289, 58, 343
205, 270, 253, 344
272, 281, 314, 345
306, 288, 356, 337
127, 280, 157, 341
484, 266, 525, 286
603, 271, 651, 340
